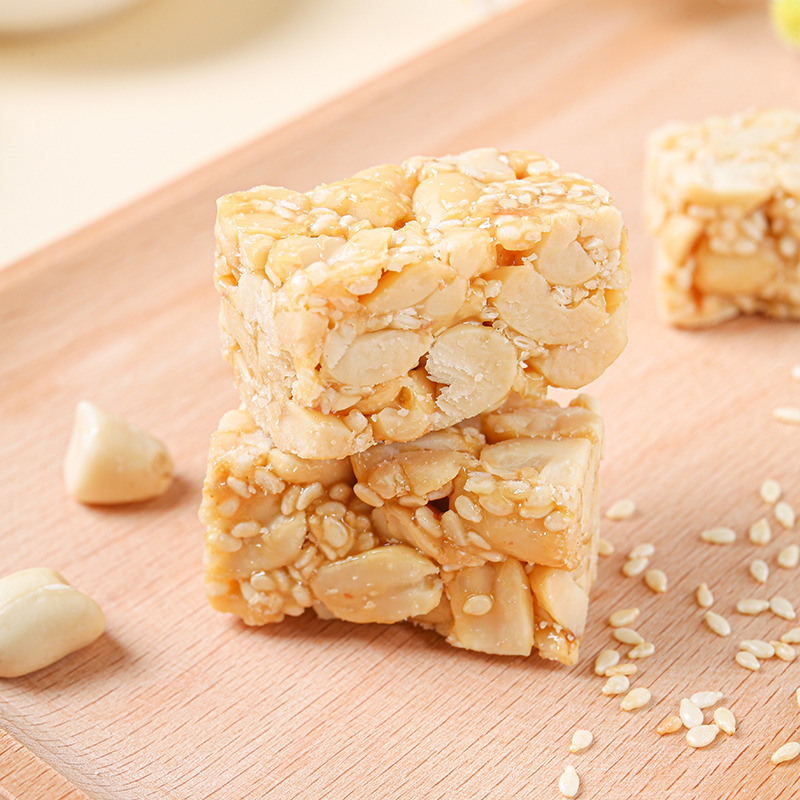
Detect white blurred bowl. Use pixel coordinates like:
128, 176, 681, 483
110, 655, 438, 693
0, 0, 145, 32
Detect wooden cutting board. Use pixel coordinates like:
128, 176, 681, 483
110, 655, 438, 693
2, 1, 800, 797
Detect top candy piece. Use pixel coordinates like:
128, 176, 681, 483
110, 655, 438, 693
215, 148, 629, 459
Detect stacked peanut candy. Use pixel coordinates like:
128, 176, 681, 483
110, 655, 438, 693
200, 148, 630, 664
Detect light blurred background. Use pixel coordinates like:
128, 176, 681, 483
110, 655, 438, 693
0, 0, 523, 269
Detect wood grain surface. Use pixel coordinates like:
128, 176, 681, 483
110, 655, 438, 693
2, 1, 800, 798
0, 729, 89, 800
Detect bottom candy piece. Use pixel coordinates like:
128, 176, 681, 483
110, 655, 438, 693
199, 394, 603, 664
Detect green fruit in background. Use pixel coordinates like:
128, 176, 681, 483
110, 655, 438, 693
771, 0, 800, 48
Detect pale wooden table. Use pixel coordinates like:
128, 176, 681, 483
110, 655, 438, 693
1, 1, 799, 798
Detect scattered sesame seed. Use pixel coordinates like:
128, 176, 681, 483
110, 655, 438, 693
353, 483, 384, 508
701, 527, 736, 545
735, 651, 761, 671
749, 518, 772, 546
605, 498, 636, 520
736, 598, 770, 615
770, 641, 796, 661
461, 594, 493, 616
644, 568, 668, 594
605, 663, 638, 677
704, 610, 731, 637
772, 407, 800, 426
749, 559, 769, 585
613, 627, 644, 646
597, 538, 615, 557
796, 687, 800, 711
679, 698, 704, 729
691, 691, 723, 709
777, 544, 800, 569
775, 501, 796, 530
686, 724, 719, 748
656, 715, 683, 735
628, 641, 656, 659
453, 494, 481, 522
622, 557, 649, 577
608, 607, 640, 628
739, 639, 775, 659
771, 742, 800, 765
696, 582, 714, 608
760, 479, 783, 505
569, 729, 593, 754
770, 596, 797, 621
602, 674, 630, 696
594, 649, 620, 676
627, 543, 655, 559
780, 627, 800, 644
558, 765, 580, 798
713, 707, 736, 735
792, 365, 800, 382
620, 687, 652, 711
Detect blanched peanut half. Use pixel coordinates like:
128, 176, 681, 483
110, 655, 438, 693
267, 449, 352, 486
64, 401, 174, 504
371, 372, 436, 443
418, 276, 469, 326
323, 328, 433, 388
309, 545, 442, 624
694, 243, 779, 295
274, 398, 363, 461
250, 513, 307, 571
412, 172, 482, 229
529, 565, 589, 638
659, 214, 704, 264
532, 211, 600, 287
469, 437, 591, 566
438, 226, 496, 279
0, 568, 105, 678
386, 449, 465, 499
481, 435, 591, 484
426, 322, 518, 423
492, 265, 606, 346
532, 299, 627, 389
446, 559, 534, 656
362, 261, 443, 314
377, 504, 479, 571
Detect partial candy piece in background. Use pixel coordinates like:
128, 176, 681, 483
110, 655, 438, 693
645, 109, 800, 327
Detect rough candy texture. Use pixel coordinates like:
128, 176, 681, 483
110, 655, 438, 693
646, 109, 800, 327
199, 394, 603, 665
215, 148, 628, 459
